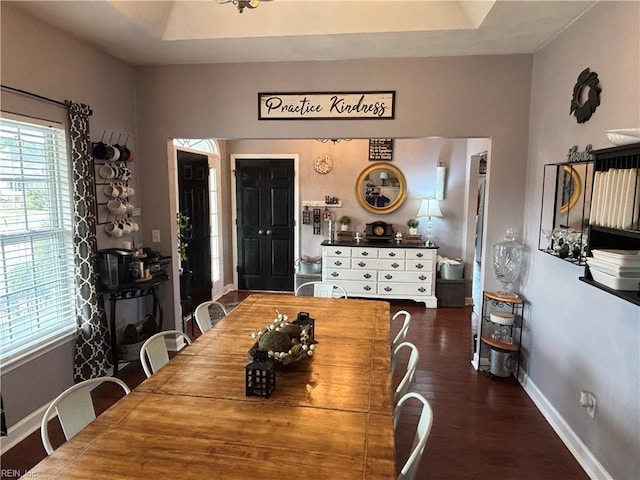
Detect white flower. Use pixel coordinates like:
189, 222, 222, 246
309, 344, 315, 351
307, 350, 313, 357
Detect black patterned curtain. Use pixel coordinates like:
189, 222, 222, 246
68, 102, 112, 381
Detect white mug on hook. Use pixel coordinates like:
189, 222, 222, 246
121, 218, 132, 235
107, 199, 126, 215
104, 183, 120, 198
99, 165, 115, 180
105, 221, 123, 238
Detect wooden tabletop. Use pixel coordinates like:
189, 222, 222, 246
28, 293, 395, 479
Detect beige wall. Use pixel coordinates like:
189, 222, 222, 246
524, 2, 639, 478
134, 55, 532, 326
226, 138, 470, 259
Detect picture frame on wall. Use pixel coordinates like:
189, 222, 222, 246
369, 138, 393, 161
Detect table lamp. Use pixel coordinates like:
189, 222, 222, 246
417, 198, 443, 247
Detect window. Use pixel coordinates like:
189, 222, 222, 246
0, 113, 76, 361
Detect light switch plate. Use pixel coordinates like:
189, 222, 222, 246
152, 230, 160, 243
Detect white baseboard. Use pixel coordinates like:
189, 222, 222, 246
0, 403, 50, 454
465, 296, 474, 306
519, 368, 612, 480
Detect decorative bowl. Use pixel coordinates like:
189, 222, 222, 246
490, 311, 515, 326
605, 128, 640, 146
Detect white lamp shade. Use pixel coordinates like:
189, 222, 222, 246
417, 198, 443, 218
379, 171, 389, 180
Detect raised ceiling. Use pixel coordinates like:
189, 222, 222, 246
13, 0, 596, 66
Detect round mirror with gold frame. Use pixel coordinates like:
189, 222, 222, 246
356, 163, 407, 214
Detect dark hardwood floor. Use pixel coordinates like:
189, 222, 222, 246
1, 291, 588, 479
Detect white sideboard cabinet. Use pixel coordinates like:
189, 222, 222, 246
321, 241, 438, 307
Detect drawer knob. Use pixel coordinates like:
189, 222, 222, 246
385, 274, 393, 280
364, 273, 372, 279
384, 286, 392, 292
391, 263, 399, 269
418, 275, 427, 281
416, 252, 424, 258
335, 250, 342, 255
331, 272, 339, 277
358, 261, 366, 267
334, 260, 342, 266
389, 252, 396, 257
415, 263, 424, 269
364, 285, 372, 291
418, 287, 426, 293
362, 251, 369, 256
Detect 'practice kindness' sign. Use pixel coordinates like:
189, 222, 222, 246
258, 92, 395, 120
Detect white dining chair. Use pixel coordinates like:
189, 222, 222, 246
391, 310, 412, 351
194, 300, 228, 334
294, 281, 348, 299
40, 376, 131, 455
392, 341, 420, 406
139, 330, 192, 378
394, 392, 434, 480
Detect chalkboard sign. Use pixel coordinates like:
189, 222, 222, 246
369, 139, 393, 161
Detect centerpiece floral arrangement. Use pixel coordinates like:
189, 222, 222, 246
250, 311, 315, 365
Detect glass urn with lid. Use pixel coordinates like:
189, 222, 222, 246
492, 228, 525, 298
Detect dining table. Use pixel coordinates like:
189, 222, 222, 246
28, 292, 396, 479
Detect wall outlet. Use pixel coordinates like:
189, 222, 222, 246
580, 390, 597, 418
152, 229, 160, 243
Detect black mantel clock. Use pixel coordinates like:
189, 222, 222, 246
365, 221, 393, 242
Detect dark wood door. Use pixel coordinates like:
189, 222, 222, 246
236, 159, 294, 291
177, 150, 211, 307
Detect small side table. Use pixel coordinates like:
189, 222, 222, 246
99, 274, 169, 375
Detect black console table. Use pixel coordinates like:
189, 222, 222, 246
99, 274, 169, 375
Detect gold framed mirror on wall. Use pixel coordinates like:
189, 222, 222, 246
356, 163, 407, 214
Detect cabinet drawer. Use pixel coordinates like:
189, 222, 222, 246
351, 259, 405, 270
378, 248, 406, 259
324, 256, 350, 269
378, 282, 433, 296
378, 271, 433, 283
351, 247, 379, 258
406, 249, 436, 260
323, 246, 351, 257
406, 259, 434, 271
339, 280, 377, 295
325, 269, 377, 281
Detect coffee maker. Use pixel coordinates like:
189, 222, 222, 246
97, 249, 134, 289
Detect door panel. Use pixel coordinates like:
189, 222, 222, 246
177, 151, 211, 307
236, 159, 294, 291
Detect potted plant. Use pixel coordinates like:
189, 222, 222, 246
338, 215, 351, 231
176, 212, 192, 272
407, 218, 419, 235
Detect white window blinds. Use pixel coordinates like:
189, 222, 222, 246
0, 113, 76, 360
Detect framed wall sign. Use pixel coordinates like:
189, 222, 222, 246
369, 138, 393, 161
258, 91, 395, 120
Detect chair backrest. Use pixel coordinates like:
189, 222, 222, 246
392, 341, 420, 405
40, 376, 130, 455
394, 392, 434, 480
391, 310, 411, 351
194, 300, 228, 334
294, 281, 348, 299
140, 330, 192, 378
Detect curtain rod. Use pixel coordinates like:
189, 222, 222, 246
1, 84, 72, 110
